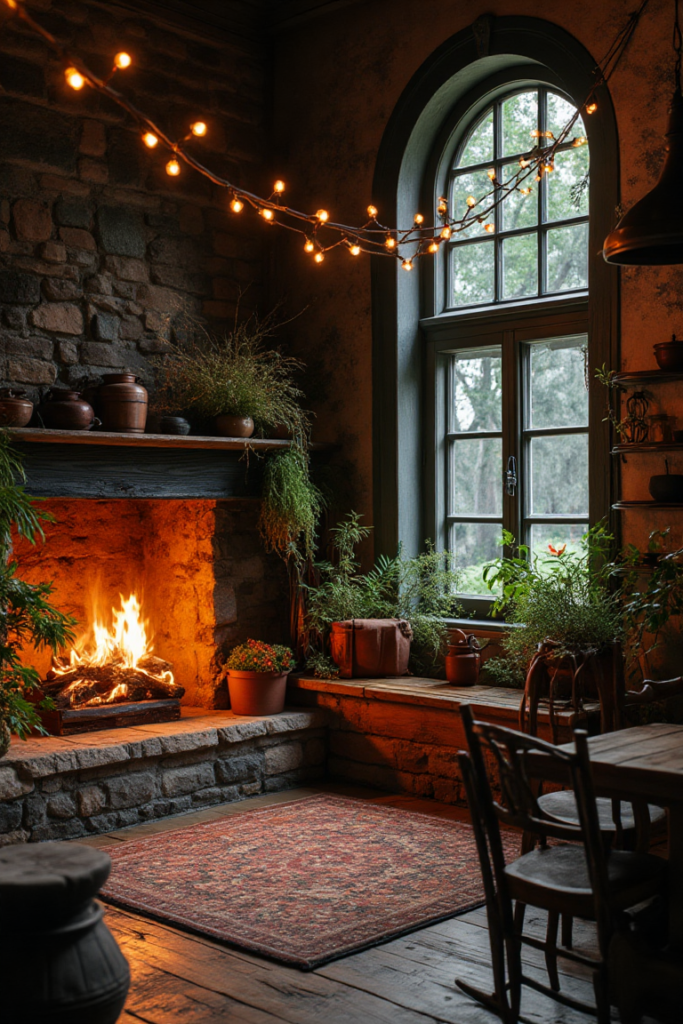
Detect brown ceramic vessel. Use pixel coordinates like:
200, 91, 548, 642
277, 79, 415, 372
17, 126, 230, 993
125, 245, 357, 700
214, 414, 255, 438
0, 389, 33, 427
41, 389, 96, 430
226, 670, 287, 715
98, 373, 148, 433
654, 341, 683, 371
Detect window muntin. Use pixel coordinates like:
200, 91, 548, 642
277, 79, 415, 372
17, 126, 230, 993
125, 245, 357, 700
446, 88, 589, 310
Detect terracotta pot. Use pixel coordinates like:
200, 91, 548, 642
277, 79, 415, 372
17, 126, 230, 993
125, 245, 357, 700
445, 629, 481, 686
0, 389, 33, 427
227, 670, 287, 715
214, 414, 255, 438
0, 720, 10, 759
654, 340, 683, 371
98, 373, 148, 433
41, 389, 96, 430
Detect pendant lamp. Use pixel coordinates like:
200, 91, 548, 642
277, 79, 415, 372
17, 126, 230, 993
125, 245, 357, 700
603, 0, 683, 265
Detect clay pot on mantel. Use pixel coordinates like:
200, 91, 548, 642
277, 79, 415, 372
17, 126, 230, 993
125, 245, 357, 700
0, 388, 33, 427
226, 670, 287, 715
98, 373, 148, 434
214, 414, 255, 438
40, 389, 97, 431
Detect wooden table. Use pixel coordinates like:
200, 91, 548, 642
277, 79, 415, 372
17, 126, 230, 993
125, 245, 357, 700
528, 723, 683, 944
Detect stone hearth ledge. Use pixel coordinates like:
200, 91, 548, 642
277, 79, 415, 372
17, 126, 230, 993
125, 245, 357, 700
0, 707, 329, 844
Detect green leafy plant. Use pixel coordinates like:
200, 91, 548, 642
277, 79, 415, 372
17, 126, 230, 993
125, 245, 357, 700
305, 512, 463, 674
258, 446, 325, 563
305, 651, 340, 680
226, 638, 295, 674
0, 433, 76, 740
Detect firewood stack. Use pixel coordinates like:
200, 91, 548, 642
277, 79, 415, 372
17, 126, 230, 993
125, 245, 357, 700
44, 655, 185, 709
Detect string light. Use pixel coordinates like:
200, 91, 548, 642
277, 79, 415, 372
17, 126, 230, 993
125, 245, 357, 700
190, 121, 207, 137
65, 67, 85, 90
142, 132, 158, 148
440, 225, 452, 240
466, 195, 476, 207
484, 223, 495, 233
572, 136, 588, 147
414, 213, 424, 225
437, 197, 448, 216
385, 234, 397, 250
166, 159, 181, 176
487, 168, 496, 181
315, 209, 329, 223
428, 240, 440, 254
402, 259, 413, 271
314, 251, 325, 263
530, 129, 554, 139
586, 102, 598, 114
367, 205, 378, 218
259, 207, 274, 221
230, 198, 244, 213
520, 186, 533, 196
114, 52, 132, 69
273, 180, 286, 193
519, 157, 531, 168
304, 239, 315, 253
349, 242, 361, 256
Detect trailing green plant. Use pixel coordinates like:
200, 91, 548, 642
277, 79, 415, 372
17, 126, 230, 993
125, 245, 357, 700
0, 432, 76, 739
155, 307, 311, 441
305, 512, 463, 674
258, 446, 325, 563
305, 651, 340, 680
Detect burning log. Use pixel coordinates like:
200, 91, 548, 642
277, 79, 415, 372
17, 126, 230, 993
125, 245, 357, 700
44, 664, 184, 709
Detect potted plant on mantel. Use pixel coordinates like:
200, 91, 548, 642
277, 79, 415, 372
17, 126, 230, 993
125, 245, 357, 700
225, 639, 295, 716
0, 432, 76, 757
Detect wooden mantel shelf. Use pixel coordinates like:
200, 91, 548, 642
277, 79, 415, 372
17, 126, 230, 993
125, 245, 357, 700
10, 428, 330, 452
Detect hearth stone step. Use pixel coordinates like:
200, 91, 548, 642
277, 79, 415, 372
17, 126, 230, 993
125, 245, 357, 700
0, 708, 329, 845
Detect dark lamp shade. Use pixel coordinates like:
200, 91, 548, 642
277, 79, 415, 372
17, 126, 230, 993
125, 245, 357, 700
603, 90, 683, 265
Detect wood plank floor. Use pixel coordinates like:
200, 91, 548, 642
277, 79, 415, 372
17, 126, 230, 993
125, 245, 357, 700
77, 784, 667, 1024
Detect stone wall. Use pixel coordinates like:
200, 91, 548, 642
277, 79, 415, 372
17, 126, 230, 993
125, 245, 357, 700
0, 709, 329, 844
0, 0, 267, 405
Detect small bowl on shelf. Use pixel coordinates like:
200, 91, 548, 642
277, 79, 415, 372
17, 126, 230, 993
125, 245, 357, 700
654, 339, 683, 372
649, 473, 683, 502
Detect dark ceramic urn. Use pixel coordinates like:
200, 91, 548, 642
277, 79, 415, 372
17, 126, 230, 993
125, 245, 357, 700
40, 389, 96, 430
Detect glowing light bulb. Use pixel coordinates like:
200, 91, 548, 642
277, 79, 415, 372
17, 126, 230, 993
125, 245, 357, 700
402, 259, 413, 271
65, 67, 85, 90
5, 0, 18, 9
230, 198, 244, 213
367, 204, 378, 218
530, 129, 541, 138
114, 52, 132, 69
440, 225, 452, 240
190, 121, 207, 137
487, 168, 496, 181
572, 136, 588, 147
304, 239, 315, 253
542, 161, 554, 173
586, 102, 598, 114
142, 132, 158, 148
349, 243, 361, 256
464, 195, 476, 208
520, 187, 533, 196
428, 241, 440, 254
484, 223, 495, 234
437, 200, 448, 216
414, 213, 424, 225
535, 173, 542, 182
519, 157, 531, 168
315, 209, 329, 222
385, 235, 396, 250
166, 159, 181, 176
273, 180, 285, 193
314, 251, 325, 263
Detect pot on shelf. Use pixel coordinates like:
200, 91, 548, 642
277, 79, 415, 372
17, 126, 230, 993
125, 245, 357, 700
0, 388, 33, 427
654, 335, 683, 372
214, 414, 254, 438
40, 389, 97, 430
98, 373, 148, 433
444, 629, 481, 687
226, 670, 287, 715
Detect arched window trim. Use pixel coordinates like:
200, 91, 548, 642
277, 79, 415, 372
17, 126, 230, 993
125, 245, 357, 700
371, 17, 618, 577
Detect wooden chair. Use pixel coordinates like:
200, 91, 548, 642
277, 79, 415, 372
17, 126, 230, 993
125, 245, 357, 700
457, 704, 667, 1024
608, 925, 683, 1024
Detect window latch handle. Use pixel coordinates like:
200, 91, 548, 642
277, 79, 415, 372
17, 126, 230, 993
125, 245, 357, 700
505, 455, 517, 497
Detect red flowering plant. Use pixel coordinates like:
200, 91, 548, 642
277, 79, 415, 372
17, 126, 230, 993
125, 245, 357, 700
226, 639, 295, 674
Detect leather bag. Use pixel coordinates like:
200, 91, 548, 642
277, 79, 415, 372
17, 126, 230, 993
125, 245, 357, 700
329, 618, 412, 678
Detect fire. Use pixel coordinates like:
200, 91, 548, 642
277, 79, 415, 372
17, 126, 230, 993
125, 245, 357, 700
67, 594, 156, 672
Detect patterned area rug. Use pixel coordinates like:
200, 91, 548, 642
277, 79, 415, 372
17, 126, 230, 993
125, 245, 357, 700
101, 794, 519, 969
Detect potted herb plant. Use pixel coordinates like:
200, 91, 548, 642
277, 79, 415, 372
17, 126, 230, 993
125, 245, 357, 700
225, 639, 295, 716
0, 432, 76, 756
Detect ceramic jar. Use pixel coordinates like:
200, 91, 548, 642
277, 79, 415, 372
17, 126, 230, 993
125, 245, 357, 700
99, 373, 148, 433
41, 389, 96, 430
214, 414, 255, 438
0, 388, 33, 427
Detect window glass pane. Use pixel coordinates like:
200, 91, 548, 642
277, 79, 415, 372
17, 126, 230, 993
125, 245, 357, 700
547, 93, 584, 140
452, 349, 502, 432
547, 146, 589, 221
451, 241, 495, 307
501, 165, 537, 231
546, 223, 588, 292
458, 109, 494, 167
452, 522, 502, 595
529, 337, 588, 428
451, 438, 502, 516
529, 522, 588, 562
501, 91, 538, 157
502, 233, 538, 300
529, 433, 588, 515
451, 168, 496, 237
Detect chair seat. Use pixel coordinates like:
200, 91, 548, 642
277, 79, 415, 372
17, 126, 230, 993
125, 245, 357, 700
505, 844, 666, 919
537, 790, 666, 832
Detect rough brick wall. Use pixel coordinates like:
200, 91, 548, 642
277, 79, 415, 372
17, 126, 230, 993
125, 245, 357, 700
0, 0, 267, 405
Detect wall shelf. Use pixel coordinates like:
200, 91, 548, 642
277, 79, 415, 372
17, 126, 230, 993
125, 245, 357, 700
612, 370, 683, 385
612, 443, 683, 453
612, 501, 683, 510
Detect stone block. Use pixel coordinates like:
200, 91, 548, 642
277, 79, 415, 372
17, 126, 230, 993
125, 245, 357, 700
41, 777, 62, 794
22, 793, 47, 828
12, 199, 52, 242
40, 241, 67, 263
264, 742, 304, 775
0, 271, 41, 305
59, 227, 96, 250
214, 584, 237, 626
0, 830, 30, 846
0, 768, 33, 801
0, 230, 9, 252
158, 728, 218, 755
3, 337, 53, 360
7, 357, 56, 385
305, 737, 327, 766
30, 304, 83, 335
191, 787, 222, 807
92, 312, 120, 341
80, 342, 126, 367
77, 785, 106, 817
215, 752, 264, 785
217, 720, 268, 744
79, 158, 108, 184
112, 281, 137, 300
432, 777, 464, 804
80, 119, 107, 157
40, 175, 89, 195
84, 274, 113, 295
42, 278, 82, 302
120, 315, 143, 341
97, 206, 146, 258
31, 819, 86, 842
137, 284, 183, 312
161, 763, 216, 797
103, 255, 148, 282
240, 781, 262, 796
104, 772, 155, 810
56, 339, 79, 364
55, 197, 93, 229
46, 792, 77, 820
2, 308, 27, 331
138, 336, 170, 354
